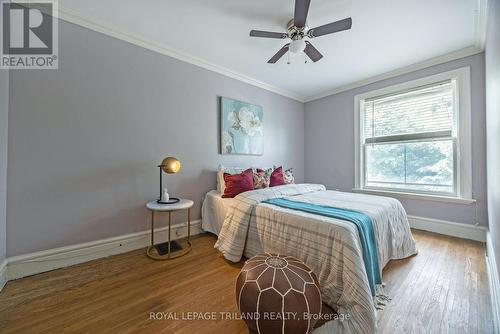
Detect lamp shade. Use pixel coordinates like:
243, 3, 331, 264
289, 39, 306, 54
160, 157, 181, 174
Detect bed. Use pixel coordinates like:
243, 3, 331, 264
205, 183, 418, 334
201, 190, 236, 235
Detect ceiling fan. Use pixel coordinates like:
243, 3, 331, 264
249, 0, 352, 63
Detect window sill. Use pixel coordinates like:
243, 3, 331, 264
352, 188, 476, 204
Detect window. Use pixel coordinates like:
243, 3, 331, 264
354, 67, 472, 201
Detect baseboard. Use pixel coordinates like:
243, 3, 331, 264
0, 260, 7, 292
486, 231, 500, 333
2, 215, 486, 284
5, 220, 202, 281
408, 215, 486, 242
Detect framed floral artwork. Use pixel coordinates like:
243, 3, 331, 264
220, 97, 263, 155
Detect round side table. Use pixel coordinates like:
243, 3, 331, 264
146, 199, 194, 260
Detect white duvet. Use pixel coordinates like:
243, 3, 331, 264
201, 190, 236, 235
215, 184, 418, 334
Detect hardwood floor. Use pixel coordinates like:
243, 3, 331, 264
0, 230, 494, 333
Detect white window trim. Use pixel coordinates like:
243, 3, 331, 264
353, 66, 473, 203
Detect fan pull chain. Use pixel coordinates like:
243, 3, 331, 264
304, 53, 308, 64
287, 50, 290, 65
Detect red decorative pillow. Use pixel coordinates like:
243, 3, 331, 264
269, 166, 286, 187
222, 168, 255, 198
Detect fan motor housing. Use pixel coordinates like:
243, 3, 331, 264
287, 19, 308, 39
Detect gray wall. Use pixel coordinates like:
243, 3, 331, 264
0, 69, 8, 264
6, 20, 305, 256
486, 0, 500, 275
305, 53, 487, 226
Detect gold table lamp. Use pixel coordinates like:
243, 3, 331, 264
157, 156, 181, 204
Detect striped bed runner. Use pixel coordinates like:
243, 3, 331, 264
263, 197, 382, 296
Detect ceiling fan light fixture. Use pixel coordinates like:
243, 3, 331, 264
289, 39, 306, 54
254, 0, 352, 63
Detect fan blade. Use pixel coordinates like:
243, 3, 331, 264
294, 0, 311, 28
268, 44, 290, 63
250, 30, 287, 39
304, 41, 323, 62
308, 17, 352, 38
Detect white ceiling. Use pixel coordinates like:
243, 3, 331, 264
59, 0, 481, 101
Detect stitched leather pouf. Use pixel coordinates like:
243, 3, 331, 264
236, 253, 322, 334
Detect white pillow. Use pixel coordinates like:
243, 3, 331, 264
217, 165, 245, 194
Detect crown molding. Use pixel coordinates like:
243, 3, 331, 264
304, 46, 483, 102
54, 6, 306, 103
474, 0, 489, 50
305, 0, 487, 102
31, 3, 486, 104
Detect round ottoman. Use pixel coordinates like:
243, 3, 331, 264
236, 253, 322, 334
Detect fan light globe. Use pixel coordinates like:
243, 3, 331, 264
289, 39, 306, 54
160, 157, 181, 174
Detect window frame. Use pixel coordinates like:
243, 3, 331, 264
353, 67, 473, 203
